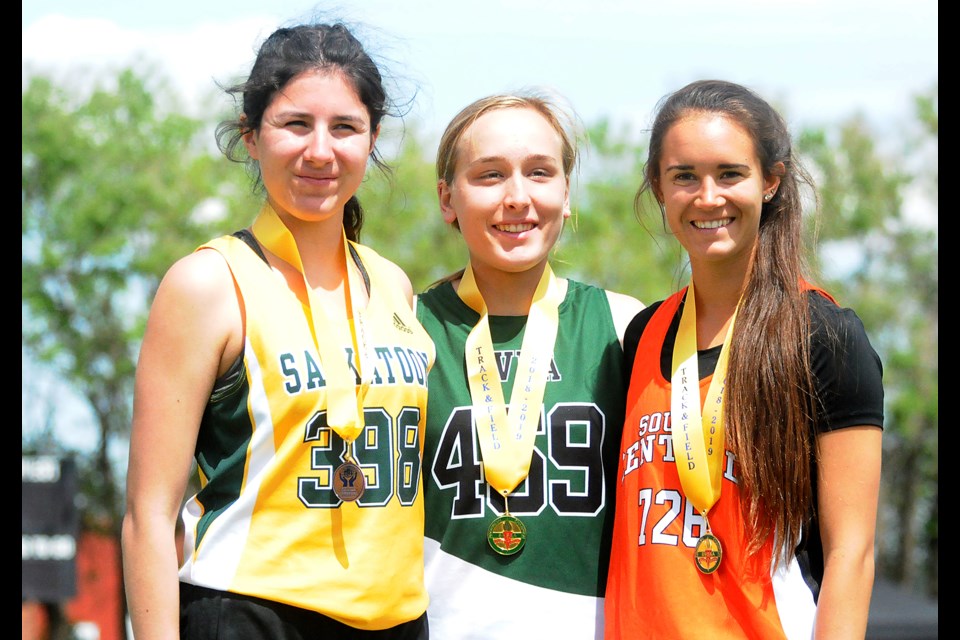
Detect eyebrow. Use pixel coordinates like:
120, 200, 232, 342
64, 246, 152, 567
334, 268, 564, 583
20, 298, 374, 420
471, 153, 559, 165
272, 110, 369, 125
334, 114, 369, 124
664, 162, 750, 172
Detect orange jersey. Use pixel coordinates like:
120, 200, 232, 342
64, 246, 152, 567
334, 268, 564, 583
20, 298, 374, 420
605, 289, 816, 640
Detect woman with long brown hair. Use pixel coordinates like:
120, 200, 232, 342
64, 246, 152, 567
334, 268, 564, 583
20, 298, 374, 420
604, 79, 883, 639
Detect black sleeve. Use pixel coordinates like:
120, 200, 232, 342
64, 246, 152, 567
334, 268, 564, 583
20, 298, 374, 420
623, 302, 661, 382
808, 292, 885, 432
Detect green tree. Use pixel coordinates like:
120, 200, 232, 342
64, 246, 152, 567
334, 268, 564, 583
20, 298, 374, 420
564, 118, 686, 303
357, 121, 464, 291
798, 83, 938, 597
22, 69, 255, 531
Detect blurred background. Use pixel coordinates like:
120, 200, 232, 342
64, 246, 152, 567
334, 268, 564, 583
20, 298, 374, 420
23, 1, 937, 638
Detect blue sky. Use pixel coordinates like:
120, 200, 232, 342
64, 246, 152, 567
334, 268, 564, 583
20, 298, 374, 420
23, 0, 939, 139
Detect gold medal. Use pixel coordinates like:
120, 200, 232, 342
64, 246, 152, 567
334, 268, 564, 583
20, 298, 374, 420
333, 451, 365, 502
672, 282, 738, 575
458, 263, 561, 554
694, 512, 722, 573
487, 494, 526, 555
694, 532, 722, 574
487, 515, 526, 556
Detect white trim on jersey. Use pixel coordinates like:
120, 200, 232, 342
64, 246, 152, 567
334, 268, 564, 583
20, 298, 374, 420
424, 538, 604, 640
180, 341, 276, 589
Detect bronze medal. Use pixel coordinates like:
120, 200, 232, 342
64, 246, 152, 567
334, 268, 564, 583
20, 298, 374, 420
333, 461, 365, 502
694, 532, 722, 574
487, 514, 526, 556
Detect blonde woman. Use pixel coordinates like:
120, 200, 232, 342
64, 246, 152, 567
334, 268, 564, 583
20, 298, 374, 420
416, 92, 644, 639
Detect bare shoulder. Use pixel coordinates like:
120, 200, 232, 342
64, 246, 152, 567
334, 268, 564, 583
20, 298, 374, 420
145, 247, 242, 372
159, 247, 235, 299
604, 289, 646, 346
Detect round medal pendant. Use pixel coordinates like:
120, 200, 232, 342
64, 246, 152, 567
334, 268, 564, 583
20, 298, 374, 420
694, 533, 722, 574
333, 461, 365, 502
487, 515, 527, 556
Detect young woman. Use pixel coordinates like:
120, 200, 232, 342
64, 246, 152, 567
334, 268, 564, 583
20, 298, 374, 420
604, 80, 884, 639
416, 92, 645, 639
121, 23, 435, 639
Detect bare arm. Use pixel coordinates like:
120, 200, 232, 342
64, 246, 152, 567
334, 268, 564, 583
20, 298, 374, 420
121, 249, 242, 640
814, 425, 883, 639
605, 290, 646, 348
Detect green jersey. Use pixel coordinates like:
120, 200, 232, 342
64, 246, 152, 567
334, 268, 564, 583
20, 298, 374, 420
416, 279, 626, 639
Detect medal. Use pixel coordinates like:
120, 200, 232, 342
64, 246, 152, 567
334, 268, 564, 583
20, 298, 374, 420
488, 516, 526, 555
252, 206, 375, 505
333, 454, 365, 502
487, 496, 526, 555
671, 281, 739, 574
694, 513, 722, 574
458, 262, 562, 554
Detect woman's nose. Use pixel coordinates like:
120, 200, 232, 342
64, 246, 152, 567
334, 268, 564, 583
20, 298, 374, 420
503, 175, 531, 208
695, 178, 725, 209
304, 129, 335, 163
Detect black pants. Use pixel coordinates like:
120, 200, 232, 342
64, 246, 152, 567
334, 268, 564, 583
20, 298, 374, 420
180, 583, 429, 640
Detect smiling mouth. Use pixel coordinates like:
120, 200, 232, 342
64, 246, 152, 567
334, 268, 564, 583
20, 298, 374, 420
692, 218, 733, 229
495, 223, 535, 233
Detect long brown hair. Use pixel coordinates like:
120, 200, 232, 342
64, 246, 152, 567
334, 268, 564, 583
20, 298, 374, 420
637, 80, 820, 563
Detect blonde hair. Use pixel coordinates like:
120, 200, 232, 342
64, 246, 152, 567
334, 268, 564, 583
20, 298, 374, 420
428, 90, 581, 287
436, 90, 581, 186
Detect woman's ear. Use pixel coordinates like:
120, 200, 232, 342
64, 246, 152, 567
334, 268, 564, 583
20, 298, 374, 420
241, 115, 259, 160
765, 161, 785, 196
438, 180, 458, 225
369, 123, 381, 155
652, 177, 664, 205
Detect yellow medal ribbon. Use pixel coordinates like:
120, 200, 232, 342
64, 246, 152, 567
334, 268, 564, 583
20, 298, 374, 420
457, 262, 563, 496
251, 205, 371, 442
671, 280, 739, 519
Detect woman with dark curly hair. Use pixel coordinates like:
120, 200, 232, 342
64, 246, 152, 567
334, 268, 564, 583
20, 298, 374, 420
122, 22, 434, 639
